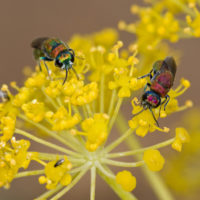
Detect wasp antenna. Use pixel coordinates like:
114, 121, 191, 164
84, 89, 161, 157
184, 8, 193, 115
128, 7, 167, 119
149, 108, 159, 127
63, 69, 68, 85
132, 107, 146, 118
71, 67, 79, 80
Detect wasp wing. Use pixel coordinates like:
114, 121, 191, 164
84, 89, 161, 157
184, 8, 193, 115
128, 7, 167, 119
31, 37, 49, 49
163, 56, 177, 77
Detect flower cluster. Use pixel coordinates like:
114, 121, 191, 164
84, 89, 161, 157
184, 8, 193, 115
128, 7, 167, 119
0, 0, 198, 199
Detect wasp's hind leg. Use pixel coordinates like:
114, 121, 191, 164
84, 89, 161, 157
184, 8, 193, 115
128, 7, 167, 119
158, 95, 170, 117
39, 57, 53, 79
163, 95, 170, 110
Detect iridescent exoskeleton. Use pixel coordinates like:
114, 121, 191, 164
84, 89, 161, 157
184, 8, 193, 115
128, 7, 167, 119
31, 37, 78, 84
136, 56, 177, 126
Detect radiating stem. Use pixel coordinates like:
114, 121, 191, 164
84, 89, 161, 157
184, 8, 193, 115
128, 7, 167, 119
50, 167, 89, 200
90, 166, 96, 200
104, 128, 133, 153
15, 170, 44, 178
35, 184, 64, 200
101, 158, 144, 167
86, 104, 93, 117
41, 87, 59, 109
108, 98, 123, 131
107, 138, 175, 158
100, 75, 105, 113
96, 162, 115, 178
170, 0, 196, 17
19, 114, 81, 153
108, 89, 117, 116
116, 113, 174, 200
98, 167, 138, 200
15, 128, 82, 158
37, 152, 86, 164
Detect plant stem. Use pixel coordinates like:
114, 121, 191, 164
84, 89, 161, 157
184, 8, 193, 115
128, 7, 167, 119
116, 113, 174, 200
50, 167, 89, 200
37, 152, 86, 164
100, 75, 105, 113
108, 89, 117, 116
15, 170, 44, 178
35, 185, 64, 200
15, 128, 82, 158
19, 114, 80, 153
41, 87, 59, 109
96, 162, 115, 178
104, 128, 133, 153
101, 158, 144, 167
107, 138, 175, 158
98, 167, 138, 200
108, 98, 123, 131
90, 166, 96, 200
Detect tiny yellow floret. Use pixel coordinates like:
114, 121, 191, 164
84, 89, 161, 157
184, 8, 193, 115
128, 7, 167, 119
116, 170, 136, 192
143, 149, 165, 171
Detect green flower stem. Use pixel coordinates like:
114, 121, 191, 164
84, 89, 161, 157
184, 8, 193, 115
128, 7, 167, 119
86, 104, 93, 117
70, 164, 91, 174
170, 0, 196, 17
19, 114, 81, 153
15, 128, 82, 158
72, 105, 81, 116
82, 105, 89, 118
101, 158, 144, 167
108, 89, 117, 116
108, 97, 123, 131
15, 170, 44, 178
90, 166, 96, 200
41, 87, 59, 109
104, 128, 133, 153
107, 138, 175, 158
100, 74, 105, 113
35, 184, 64, 200
50, 167, 89, 200
97, 167, 138, 200
37, 152, 86, 164
116, 113, 174, 200
96, 162, 115, 179
59, 130, 87, 154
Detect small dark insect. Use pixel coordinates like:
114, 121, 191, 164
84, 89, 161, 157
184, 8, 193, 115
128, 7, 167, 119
0, 90, 10, 102
31, 37, 78, 85
54, 159, 65, 167
136, 56, 177, 126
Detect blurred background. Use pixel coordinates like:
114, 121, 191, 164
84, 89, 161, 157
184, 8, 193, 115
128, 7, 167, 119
0, 0, 200, 199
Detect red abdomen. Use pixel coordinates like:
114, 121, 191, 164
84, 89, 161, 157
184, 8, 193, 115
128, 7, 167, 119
150, 71, 173, 97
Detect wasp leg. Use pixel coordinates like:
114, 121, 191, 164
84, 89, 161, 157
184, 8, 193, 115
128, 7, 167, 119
158, 95, 170, 117
71, 67, 79, 80
39, 57, 53, 79
37, 61, 42, 71
163, 95, 170, 110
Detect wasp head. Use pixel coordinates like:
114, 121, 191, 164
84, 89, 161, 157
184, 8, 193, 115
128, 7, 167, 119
142, 91, 161, 109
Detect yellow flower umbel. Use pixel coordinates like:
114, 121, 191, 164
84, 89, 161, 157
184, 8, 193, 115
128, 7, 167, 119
0, 1, 197, 199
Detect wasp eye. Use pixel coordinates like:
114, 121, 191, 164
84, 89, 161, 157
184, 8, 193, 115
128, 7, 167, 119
70, 53, 74, 62
55, 58, 62, 67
